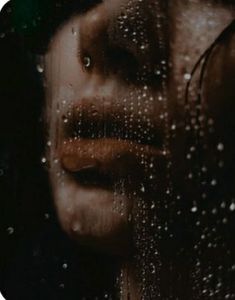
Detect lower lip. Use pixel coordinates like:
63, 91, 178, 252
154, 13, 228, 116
59, 137, 163, 178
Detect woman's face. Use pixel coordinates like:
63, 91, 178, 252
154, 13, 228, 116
44, 0, 234, 256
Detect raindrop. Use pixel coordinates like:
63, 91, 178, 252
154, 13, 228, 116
140, 44, 147, 50
217, 143, 224, 152
7, 227, 14, 235
184, 73, 191, 81
218, 160, 224, 168
208, 118, 214, 125
140, 185, 145, 193
188, 173, 193, 179
186, 153, 192, 160
37, 64, 44, 73
221, 202, 226, 209
229, 203, 235, 212
212, 208, 217, 215
41, 157, 47, 164
211, 179, 217, 186
171, 124, 176, 130
222, 218, 228, 224
44, 213, 50, 220
202, 193, 207, 199
201, 166, 207, 173
154, 69, 161, 76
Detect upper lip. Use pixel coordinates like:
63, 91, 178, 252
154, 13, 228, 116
59, 96, 166, 187
63, 96, 165, 147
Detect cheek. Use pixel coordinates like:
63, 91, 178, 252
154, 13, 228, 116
170, 3, 234, 91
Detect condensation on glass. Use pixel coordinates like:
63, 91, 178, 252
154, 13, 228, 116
2, 0, 235, 299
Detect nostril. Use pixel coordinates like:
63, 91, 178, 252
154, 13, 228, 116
83, 56, 92, 68
81, 53, 93, 71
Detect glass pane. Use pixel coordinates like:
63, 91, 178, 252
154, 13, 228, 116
0, 0, 235, 299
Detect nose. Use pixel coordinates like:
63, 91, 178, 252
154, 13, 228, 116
79, 0, 168, 83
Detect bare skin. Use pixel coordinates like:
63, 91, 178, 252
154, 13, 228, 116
43, 0, 235, 298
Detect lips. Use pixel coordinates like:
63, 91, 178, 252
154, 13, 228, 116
60, 138, 164, 185
63, 97, 165, 148
52, 96, 167, 256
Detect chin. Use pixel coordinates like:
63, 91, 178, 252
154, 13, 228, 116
51, 174, 133, 257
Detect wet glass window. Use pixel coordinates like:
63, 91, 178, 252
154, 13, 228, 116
0, 0, 235, 299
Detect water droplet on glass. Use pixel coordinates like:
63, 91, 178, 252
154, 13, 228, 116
44, 213, 50, 220
184, 73, 191, 81
217, 143, 224, 152
140, 184, 145, 193
221, 201, 226, 209
229, 202, 235, 212
222, 218, 228, 224
41, 157, 47, 164
211, 179, 217, 186
191, 206, 197, 213
188, 173, 193, 179
37, 64, 44, 73
212, 208, 217, 215
7, 227, 14, 235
